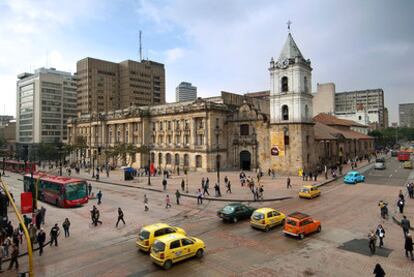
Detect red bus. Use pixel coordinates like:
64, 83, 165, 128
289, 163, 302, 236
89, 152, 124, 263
0, 160, 36, 173
397, 151, 411, 162
23, 173, 88, 208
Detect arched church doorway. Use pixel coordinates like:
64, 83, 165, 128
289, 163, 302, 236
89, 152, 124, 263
240, 151, 251, 171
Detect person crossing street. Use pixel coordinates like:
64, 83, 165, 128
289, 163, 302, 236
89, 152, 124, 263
116, 207, 125, 227
50, 224, 60, 247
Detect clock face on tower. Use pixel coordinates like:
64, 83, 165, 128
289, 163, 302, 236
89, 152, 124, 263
281, 58, 289, 68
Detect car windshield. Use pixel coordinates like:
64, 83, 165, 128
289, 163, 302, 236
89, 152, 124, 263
252, 212, 264, 220
375, 159, 384, 163
286, 219, 297, 226
222, 206, 235, 213
65, 182, 87, 200
300, 188, 309, 193
139, 229, 150, 240
152, 241, 165, 253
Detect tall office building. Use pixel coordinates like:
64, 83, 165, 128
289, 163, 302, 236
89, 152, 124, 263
16, 67, 77, 144
76, 57, 165, 115
175, 82, 197, 102
399, 103, 414, 127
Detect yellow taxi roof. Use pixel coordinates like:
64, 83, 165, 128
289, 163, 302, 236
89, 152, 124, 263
141, 223, 171, 231
302, 185, 318, 189
254, 208, 276, 213
153, 233, 187, 243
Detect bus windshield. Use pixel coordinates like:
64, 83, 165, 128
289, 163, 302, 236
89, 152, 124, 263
65, 182, 87, 200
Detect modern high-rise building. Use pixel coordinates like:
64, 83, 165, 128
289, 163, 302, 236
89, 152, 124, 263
76, 57, 165, 115
399, 103, 414, 127
175, 82, 197, 102
16, 67, 77, 144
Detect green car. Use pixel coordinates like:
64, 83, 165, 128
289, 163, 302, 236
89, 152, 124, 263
217, 203, 255, 223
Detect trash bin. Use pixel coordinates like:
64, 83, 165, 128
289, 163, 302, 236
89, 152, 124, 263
123, 167, 134, 181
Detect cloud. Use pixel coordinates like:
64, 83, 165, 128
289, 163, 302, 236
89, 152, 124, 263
164, 48, 185, 63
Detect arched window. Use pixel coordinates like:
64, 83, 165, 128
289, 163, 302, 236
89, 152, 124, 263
304, 76, 308, 93
240, 124, 249, 136
174, 153, 180, 165
150, 152, 155, 163
281, 76, 288, 93
158, 153, 162, 165
282, 105, 289, 121
305, 105, 309, 119
196, 155, 202, 168
184, 154, 189, 167
166, 153, 172, 164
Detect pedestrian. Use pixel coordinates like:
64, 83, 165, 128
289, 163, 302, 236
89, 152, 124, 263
175, 190, 181, 205
259, 185, 264, 200
144, 194, 149, 211
177, 167, 180, 176
216, 183, 222, 197
314, 171, 317, 181
373, 263, 385, 277
37, 228, 46, 256
197, 189, 203, 205
397, 198, 405, 214
399, 189, 405, 201
408, 183, 414, 199
116, 207, 125, 227
226, 181, 232, 193
224, 176, 228, 186
50, 224, 60, 247
203, 179, 210, 196
28, 223, 37, 249
165, 195, 171, 209
40, 206, 46, 225
201, 177, 205, 190
88, 183, 92, 196
97, 190, 103, 205
62, 218, 71, 237
405, 233, 414, 260
214, 183, 220, 197
90, 206, 97, 225
94, 208, 102, 226
376, 224, 385, 248
286, 177, 292, 189
35, 210, 42, 229
7, 244, 18, 270
162, 178, 167, 191
401, 216, 411, 237
181, 179, 185, 192
3, 237, 11, 257
368, 230, 377, 254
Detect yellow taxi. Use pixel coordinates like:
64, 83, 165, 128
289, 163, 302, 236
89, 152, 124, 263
150, 233, 206, 270
250, 208, 286, 232
136, 223, 186, 252
299, 185, 321, 199
404, 160, 413, 169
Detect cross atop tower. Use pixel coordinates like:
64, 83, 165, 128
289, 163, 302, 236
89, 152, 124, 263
287, 20, 292, 32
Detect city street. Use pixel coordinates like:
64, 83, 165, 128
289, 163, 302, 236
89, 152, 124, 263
2, 157, 414, 276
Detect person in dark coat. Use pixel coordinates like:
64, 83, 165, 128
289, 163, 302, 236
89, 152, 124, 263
97, 190, 102, 205
7, 244, 19, 270
405, 233, 414, 260
368, 230, 377, 254
401, 216, 411, 237
373, 263, 385, 277
181, 179, 185, 192
37, 228, 46, 256
50, 224, 60, 246
175, 190, 181, 205
397, 198, 405, 214
376, 224, 385, 248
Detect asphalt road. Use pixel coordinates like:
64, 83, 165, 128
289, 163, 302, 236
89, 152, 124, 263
364, 156, 412, 186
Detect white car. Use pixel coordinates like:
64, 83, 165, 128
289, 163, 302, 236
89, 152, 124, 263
374, 159, 386, 170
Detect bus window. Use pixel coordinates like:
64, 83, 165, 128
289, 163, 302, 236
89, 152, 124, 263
65, 182, 87, 200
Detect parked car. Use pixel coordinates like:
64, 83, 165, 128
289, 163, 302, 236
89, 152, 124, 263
299, 185, 321, 199
374, 159, 386, 170
217, 203, 255, 223
250, 208, 286, 232
283, 212, 321, 239
343, 171, 365, 184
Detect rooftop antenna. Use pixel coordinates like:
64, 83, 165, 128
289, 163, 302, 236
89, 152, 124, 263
139, 30, 142, 62
287, 20, 292, 33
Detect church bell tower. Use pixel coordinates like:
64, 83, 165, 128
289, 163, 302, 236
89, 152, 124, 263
269, 28, 316, 175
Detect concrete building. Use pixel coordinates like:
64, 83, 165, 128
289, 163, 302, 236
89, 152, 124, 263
0, 115, 14, 127
312, 83, 335, 115
399, 103, 414, 127
175, 82, 197, 102
76, 57, 165, 115
16, 67, 77, 145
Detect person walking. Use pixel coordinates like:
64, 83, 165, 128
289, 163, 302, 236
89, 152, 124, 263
40, 206, 46, 225
28, 223, 37, 249
97, 190, 103, 205
3, 237, 11, 258
397, 198, 405, 214
226, 181, 232, 194
50, 224, 60, 247
376, 224, 385, 248
286, 177, 292, 189
62, 218, 71, 237
37, 228, 46, 256
94, 208, 103, 226
197, 189, 203, 205
165, 195, 171, 209
7, 244, 18, 270
88, 183, 92, 197
203, 179, 210, 196
116, 207, 125, 227
373, 263, 385, 277
144, 194, 149, 211
405, 233, 414, 260
201, 177, 205, 190
181, 179, 185, 192
401, 216, 411, 237
224, 176, 228, 186
175, 190, 181, 205
162, 178, 167, 191
368, 230, 377, 254
399, 189, 405, 201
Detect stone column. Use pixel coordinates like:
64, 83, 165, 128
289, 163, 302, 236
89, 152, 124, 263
128, 122, 133, 144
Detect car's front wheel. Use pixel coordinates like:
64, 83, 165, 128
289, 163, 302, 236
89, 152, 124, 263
317, 225, 321, 233
264, 225, 270, 232
196, 249, 204, 258
163, 260, 173, 270
299, 233, 305, 240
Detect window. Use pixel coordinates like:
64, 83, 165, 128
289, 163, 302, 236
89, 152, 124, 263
167, 121, 171, 130
170, 240, 181, 249
284, 128, 290, 146
167, 135, 172, 144
184, 154, 189, 167
181, 238, 194, 246
306, 135, 309, 146
281, 76, 288, 92
150, 153, 155, 163
158, 153, 162, 165
166, 153, 172, 164
196, 155, 202, 168
215, 118, 219, 128
240, 124, 249, 136
154, 228, 166, 237
267, 212, 273, 218
305, 105, 309, 119
304, 76, 308, 93
159, 122, 163, 131
175, 154, 180, 165
282, 105, 289, 121
358, 116, 362, 120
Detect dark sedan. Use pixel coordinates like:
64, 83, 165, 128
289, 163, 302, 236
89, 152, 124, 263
217, 203, 255, 223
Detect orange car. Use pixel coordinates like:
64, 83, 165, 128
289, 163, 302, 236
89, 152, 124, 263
283, 212, 321, 239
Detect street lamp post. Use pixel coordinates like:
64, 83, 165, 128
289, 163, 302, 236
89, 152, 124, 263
92, 152, 95, 178
147, 158, 151, 186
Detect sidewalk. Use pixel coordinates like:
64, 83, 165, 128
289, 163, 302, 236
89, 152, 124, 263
47, 158, 374, 202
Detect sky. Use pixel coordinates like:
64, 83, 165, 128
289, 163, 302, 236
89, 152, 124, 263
0, 0, 413, 123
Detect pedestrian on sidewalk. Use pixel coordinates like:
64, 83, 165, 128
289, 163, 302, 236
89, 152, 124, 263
88, 183, 92, 197
224, 176, 228, 186
376, 224, 385, 248
175, 190, 181, 205
165, 195, 171, 209
116, 208, 125, 227
397, 198, 405, 214
7, 244, 18, 270
226, 181, 232, 194
162, 178, 167, 191
203, 179, 210, 196
399, 189, 405, 201
286, 177, 292, 189
62, 218, 71, 237
181, 179, 185, 192
50, 224, 60, 247
97, 190, 103, 205
373, 263, 385, 277
401, 216, 411, 237
144, 194, 149, 211
40, 206, 46, 225
407, 183, 414, 199
37, 228, 46, 256
368, 230, 377, 254
405, 233, 414, 260
28, 223, 37, 249
35, 210, 42, 229
214, 183, 220, 197
197, 189, 203, 205
201, 177, 205, 190
3, 236, 11, 257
